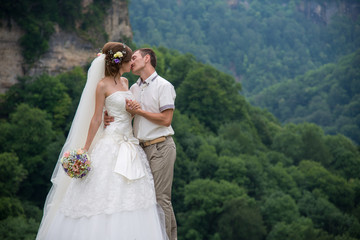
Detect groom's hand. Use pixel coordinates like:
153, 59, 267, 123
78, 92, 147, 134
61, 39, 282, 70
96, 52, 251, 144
104, 110, 114, 127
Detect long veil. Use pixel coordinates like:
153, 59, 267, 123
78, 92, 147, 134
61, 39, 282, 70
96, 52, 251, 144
36, 54, 106, 240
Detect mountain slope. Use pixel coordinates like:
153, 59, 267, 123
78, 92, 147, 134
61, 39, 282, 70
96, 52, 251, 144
251, 50, 360, 144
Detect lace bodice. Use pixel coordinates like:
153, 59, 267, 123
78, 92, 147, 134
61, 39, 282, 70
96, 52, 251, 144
104, 91, 136, 140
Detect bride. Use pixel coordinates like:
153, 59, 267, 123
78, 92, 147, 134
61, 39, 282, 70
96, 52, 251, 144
36, 42, 168, 240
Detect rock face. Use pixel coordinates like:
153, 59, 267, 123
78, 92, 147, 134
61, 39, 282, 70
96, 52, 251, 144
105, 0, 133, 42
0, 0, 132, 93
26, 25, 96, 78
0, 19, 24, 93
298, 0, 360, 24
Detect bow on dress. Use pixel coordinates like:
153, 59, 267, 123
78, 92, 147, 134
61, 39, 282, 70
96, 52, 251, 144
111, 130, 146, 181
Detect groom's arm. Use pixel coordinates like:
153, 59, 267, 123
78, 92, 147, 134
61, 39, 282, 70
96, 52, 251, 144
136, 108, 174, 127
103, 110, 114, 127
126, 99, 174, 127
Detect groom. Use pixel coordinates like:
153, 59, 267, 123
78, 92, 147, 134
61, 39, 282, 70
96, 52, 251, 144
105, 48, 177, 240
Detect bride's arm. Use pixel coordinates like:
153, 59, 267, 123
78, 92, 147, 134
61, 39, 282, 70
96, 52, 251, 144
83, 81, 106, 151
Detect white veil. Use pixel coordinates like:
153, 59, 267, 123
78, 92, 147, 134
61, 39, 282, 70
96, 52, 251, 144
36, 54, 106, 240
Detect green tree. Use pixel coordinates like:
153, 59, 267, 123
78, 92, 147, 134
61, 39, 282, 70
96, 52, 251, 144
298, 191, 360, 238
297, 160, 355, 212
261, 191, 300, 230
325, 134, 360, 179
196, 144, 219, 179
6, 104, 55, 203
218, 197, 266, 240
214, 156, 247, 186
267, 217, 330, 240
0, 216, 39, 240
24, 74, 72, 130
0, 153, 27, 197
179, 179, 246, 239
177, 64, 245, 132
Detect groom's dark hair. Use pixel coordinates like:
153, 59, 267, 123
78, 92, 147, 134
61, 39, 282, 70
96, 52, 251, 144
137, 48, 157, 68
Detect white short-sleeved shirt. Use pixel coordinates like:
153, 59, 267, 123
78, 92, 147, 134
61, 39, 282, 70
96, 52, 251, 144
130, 71, 176, 141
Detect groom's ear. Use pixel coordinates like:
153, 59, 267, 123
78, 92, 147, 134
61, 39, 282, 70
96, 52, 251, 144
144, 54, 151, 64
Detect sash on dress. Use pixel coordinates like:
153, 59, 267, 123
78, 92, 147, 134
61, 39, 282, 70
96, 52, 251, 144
111, 131, 146, 180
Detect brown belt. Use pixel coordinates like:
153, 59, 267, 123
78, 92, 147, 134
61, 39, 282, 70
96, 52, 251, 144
140, 136, 166, 147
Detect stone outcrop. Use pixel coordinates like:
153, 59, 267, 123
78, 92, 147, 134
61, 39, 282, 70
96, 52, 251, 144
0, 0, 132, 93
0, 19, 24, 93
298, 0, 360, 24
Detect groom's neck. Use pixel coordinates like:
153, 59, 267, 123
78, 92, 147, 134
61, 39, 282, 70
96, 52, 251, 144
140, 68, 156, 82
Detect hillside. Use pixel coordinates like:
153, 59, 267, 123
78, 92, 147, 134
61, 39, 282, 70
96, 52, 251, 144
129, 0, 360, 95
251, 50, 360, 144
129, 0, 360, 144
0, 1, 359, 239
1, 47, 360, 240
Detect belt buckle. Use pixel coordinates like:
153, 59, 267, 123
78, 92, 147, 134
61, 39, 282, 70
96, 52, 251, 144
140, 141, 148, 148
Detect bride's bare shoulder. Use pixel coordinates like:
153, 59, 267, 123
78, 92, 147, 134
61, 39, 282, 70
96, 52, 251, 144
120, 77, 129, 87
96, 77, 111, 92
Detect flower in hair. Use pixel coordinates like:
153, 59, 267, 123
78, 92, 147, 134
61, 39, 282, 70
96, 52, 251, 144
112, 51, 123, 64
114, 51, 123, 58
96, 48, 102, 56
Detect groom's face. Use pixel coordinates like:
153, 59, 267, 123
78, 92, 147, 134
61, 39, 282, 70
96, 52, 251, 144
130, 51, 146, 75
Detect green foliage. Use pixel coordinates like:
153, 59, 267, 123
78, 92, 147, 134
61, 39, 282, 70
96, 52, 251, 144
6, 104, 55, 203
55, 67, 86, 106
214, 156, 247, 186
0, 46, 359, 239
0, 198, 24, 221
0, 216, 39, 240
252, 50, 360, 144
325, 134, 360, 179
196, 144, 219, 179
297, 160, 355, 211
24, 75, 72, 130
130, 0, 360, 96
266, 162, 301, 199
298, 191, 360, 238
176, 64, 246, 132
267, 217, 330, 240
217, 120, 265, 155
261, 191, 300, 229
0, 153, 27, 197
272, 123, 334, 166
218, 197, 266, 240
179, 179, 246, 239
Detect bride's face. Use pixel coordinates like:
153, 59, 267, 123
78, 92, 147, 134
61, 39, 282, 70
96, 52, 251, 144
121, 61, 131, 73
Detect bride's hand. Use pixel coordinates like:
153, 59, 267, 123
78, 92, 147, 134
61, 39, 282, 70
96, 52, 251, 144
125, 99, 141, 115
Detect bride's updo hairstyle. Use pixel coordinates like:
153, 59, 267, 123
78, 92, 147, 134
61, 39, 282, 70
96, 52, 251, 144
102, 42, 132, 77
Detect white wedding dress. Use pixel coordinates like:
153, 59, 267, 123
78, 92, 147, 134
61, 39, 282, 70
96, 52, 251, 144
42, 90, 167, 240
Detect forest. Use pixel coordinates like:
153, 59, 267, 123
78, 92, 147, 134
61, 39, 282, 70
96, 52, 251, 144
129, 0, 360, 143
0, 0, 360, 239
251, 50, 360, 144
0, 46, 360, 240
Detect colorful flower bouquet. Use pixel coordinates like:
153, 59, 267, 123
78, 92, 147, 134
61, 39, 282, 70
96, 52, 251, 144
61, 149, 91, 178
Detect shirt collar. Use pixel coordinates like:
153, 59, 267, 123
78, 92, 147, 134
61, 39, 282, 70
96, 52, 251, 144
137, 71, 158, 86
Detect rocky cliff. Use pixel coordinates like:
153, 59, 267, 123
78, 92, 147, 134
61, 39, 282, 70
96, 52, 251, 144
0, 0, 132, 93
298, 0, 360, 24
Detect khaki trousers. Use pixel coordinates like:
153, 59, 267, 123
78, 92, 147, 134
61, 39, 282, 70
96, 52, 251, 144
142, 136, 177, 240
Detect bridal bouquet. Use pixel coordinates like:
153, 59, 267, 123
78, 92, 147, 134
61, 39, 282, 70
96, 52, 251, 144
61, 149, 91, 178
